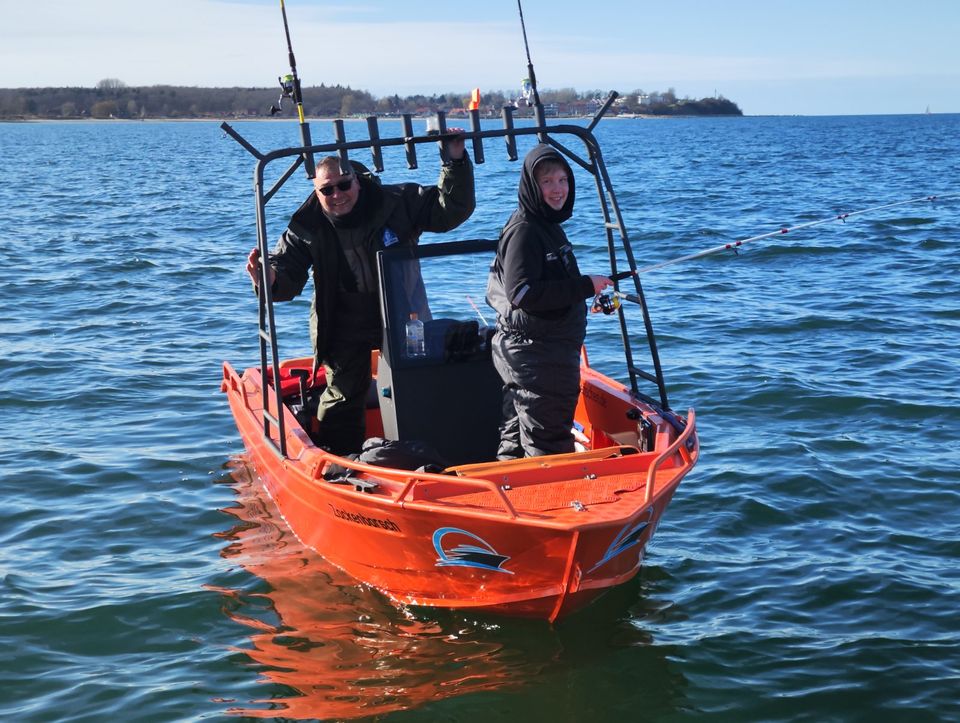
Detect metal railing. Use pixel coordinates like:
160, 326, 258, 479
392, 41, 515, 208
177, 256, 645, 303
222, 91, 670, 458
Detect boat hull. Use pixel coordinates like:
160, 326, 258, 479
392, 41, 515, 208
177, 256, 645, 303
222, 357, 697, 622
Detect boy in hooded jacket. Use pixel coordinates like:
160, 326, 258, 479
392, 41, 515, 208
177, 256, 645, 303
486, 144, 610, 459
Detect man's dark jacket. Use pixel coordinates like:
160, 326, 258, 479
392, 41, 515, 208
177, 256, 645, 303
267, 158, 475, 365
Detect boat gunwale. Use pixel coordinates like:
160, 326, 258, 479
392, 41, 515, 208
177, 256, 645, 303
222, 358, 698, 532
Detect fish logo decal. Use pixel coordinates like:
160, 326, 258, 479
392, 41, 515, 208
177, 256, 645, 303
588, 507, 654, 573
433, 527, 514, 574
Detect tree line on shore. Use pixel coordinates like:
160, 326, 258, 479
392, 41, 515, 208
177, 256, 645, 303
0, 79, 742, 120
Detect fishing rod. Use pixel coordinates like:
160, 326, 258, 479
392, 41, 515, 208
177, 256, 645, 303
635, 192, 960, 275
516, 0, 547, 137
587, 192, 960, 313
516, 0, 542, 109
271, 0, 315, 178
466, 295, 491, 326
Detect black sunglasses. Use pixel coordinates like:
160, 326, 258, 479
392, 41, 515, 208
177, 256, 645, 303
316, 178, 355, 197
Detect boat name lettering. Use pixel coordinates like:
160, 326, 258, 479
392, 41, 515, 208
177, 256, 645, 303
581, 384, 607, 407
329, 505, 401, 532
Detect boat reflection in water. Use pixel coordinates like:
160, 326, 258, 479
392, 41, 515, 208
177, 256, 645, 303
215, 459, 551, 720
215, 460, 686, 720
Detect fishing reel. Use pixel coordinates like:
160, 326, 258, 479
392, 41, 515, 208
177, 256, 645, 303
591, 290, 622, 315
520, 77, 534, 107
269, 73, 296, 116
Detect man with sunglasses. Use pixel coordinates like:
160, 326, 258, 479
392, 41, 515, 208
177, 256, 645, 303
246, 131, 475, 455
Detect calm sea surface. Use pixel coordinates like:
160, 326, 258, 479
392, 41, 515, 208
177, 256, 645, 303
1, 114, 959, 722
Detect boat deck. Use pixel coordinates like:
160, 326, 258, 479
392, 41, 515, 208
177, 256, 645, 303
399, 445, 689, 522
432, 473, 639, 511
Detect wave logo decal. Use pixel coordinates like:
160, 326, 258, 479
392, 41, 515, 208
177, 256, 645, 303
588, 507, 654, 573
433, 527, 514, 574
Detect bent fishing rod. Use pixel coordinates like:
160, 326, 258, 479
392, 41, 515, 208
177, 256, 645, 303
635, 192, 960, 275
588, 192, 960, 311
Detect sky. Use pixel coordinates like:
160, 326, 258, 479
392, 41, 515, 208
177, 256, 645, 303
1, 0, 958, 116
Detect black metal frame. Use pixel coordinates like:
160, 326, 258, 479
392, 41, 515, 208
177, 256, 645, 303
222, 91, 670, 458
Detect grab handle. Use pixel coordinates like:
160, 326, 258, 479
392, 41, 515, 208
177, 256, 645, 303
645, 408, 697, 502
396, 475, 519, 519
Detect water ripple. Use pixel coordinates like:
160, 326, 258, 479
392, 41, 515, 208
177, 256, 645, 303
2, 115, 959, 721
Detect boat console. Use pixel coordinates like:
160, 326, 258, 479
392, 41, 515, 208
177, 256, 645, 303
375, 239, 503, 465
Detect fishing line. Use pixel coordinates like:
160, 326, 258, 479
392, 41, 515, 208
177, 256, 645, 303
636, 192, 960, 274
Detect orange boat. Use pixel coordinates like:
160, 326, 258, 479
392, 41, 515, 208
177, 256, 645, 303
221, 101, 698, 622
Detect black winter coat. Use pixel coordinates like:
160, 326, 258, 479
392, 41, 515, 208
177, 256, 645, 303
486, 145, 593, 342
268, 158, 475, 364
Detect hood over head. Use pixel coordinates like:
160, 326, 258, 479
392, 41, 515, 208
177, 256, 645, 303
517, 143, 575, 224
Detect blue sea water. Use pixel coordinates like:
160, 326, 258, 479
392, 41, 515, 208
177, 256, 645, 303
1, 113, 958, 722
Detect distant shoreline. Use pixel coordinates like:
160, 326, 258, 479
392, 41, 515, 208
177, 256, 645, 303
4, 113, 749, 124
4, 113, 953, 124
0, 84, 744, 121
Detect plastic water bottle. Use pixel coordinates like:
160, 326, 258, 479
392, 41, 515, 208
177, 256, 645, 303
405, 313, 425, 358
